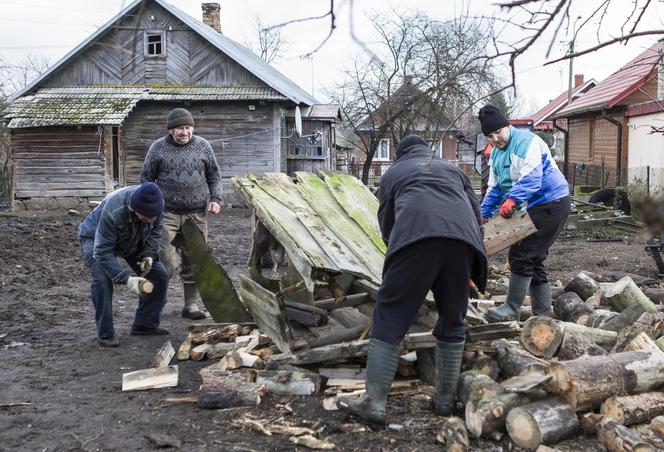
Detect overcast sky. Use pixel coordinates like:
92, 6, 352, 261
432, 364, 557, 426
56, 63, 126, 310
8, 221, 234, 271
1, 0, 662, 115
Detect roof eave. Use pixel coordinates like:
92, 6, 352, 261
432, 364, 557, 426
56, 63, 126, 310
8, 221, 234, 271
607, 67, 658, 109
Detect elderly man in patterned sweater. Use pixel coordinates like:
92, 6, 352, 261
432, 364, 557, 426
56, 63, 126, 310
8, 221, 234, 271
139, 108, 223, 319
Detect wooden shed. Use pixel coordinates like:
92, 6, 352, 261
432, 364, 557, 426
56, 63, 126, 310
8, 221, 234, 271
2, 0, 339, 209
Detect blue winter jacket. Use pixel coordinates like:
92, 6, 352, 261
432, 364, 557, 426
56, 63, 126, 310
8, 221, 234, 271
481, 126, 569, 218
78, 186, 163, 284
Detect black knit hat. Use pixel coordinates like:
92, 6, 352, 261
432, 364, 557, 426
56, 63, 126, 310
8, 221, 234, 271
166, 108, 195, 130
130, 182, 164, 217
396, 135, 428, 159
478, 104, 510, 136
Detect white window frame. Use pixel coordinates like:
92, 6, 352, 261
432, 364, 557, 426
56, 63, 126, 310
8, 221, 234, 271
144, 31, 166, 57
375, 138, 390, 161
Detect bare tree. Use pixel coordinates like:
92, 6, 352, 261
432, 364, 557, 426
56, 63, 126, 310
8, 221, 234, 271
245, 14, 286, 64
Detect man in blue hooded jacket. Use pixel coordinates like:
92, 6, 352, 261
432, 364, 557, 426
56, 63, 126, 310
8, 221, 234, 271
78, 182, 170, 347
478, 104, 570, 321
337, 135, 487, 424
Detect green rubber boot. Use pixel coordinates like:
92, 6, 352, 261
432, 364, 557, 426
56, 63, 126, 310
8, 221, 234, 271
486, 273, 532, 322
529, 282, 553, 316
432, 340, 465, 416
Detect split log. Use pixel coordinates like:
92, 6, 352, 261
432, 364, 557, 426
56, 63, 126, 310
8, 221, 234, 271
150, 341, 175, 368
605, 277, 658, 313
553, 292, 593, 324
206, 342, 236, 359
122, 365, 178, 391
254, 370, 321, 395
436, 416, 469, 452
191, 324, 243, 345
505, 397, 579, 449
467, 321, 521, 342
560, 322, 617, 348
191, 344, 212, 361
520, 316, 563, 358
597, 417, 656, 452
623, 332, 661, 353
494, 339, 549, 378
600, 392, 664, 426
546, 351, 664, 412
177, 334, 193, 361
465, 391, 547, 438
612, 325, 659, 353
585, 309, 619, 328
651, 416, 664, 438
557, 331, 607, 361
580, 412, 605, 436
564, 273, 600, 301
457, 370, 504, 406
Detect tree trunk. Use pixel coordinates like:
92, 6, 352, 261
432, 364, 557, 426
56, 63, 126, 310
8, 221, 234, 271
436, 416, 470, 452
586, 309, 619, 328
457, 370, 504, 406
546, 350, 664, 412
597, 417, 656, 452
651, 415, 664, 438
505, 397, 579, 449
554, 292, 593, 324
600, 392, 664, 426
520, 316, 563, 358
564, 273, 600, 301
465, 391, 546, 438
558, 331, 607, 361
494, 338, 549, 378
605, 276, 658, 313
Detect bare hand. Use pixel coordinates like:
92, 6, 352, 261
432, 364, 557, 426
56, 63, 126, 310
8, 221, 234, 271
208, 201, 221, 214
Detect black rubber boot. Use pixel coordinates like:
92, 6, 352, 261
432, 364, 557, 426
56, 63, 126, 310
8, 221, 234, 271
336, 338, 401, 425
529, 283, 553, 316
486, 273, 532, 321
432, 340, 465, 416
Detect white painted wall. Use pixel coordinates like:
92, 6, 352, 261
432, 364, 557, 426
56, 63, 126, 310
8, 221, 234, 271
627, 113, 664, 193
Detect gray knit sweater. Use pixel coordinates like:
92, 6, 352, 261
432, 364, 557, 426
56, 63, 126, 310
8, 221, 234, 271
139, 135, 223, 213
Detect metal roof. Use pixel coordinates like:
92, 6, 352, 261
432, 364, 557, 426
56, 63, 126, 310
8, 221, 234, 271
12, 0, 318, 106
4, 86, 288, 128
529, 79, 598, 126
555, 43, 661, 117
285, 104, 341, 120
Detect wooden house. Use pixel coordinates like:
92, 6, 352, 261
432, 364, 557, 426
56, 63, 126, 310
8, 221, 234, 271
2, 0, 338, 209
553, 43, 661, 188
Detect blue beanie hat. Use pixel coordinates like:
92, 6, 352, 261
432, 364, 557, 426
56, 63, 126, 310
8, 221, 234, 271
130, 182, 164, 217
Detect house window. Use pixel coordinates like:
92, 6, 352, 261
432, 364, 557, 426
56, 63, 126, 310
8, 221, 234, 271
375, 139, 390, 160
145, 32, 165, 56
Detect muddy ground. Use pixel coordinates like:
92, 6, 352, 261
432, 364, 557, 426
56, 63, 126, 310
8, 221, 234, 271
0, 206, 659, 452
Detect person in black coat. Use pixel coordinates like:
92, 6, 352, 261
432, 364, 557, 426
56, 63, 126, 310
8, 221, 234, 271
337, 135, 487, 424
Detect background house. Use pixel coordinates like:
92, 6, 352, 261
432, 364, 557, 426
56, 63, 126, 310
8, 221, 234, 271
2, 0, 338, 209
625, 100, 664, 195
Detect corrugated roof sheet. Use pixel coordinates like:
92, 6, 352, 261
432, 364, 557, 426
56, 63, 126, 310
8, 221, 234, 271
529, 79, 597, 126
4, 86, 288, 128
12, 0, 317, 106
556, 43, 661, 117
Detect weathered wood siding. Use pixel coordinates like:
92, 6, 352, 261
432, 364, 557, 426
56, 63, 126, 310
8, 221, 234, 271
284, 119, 335, 175
11, 126, 108, 201
122, 101, 280, 200
44, 2, 267, 87
568, 112, 623, 167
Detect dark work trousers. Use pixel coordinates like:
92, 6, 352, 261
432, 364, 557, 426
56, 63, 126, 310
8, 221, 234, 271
509, 196, 571, 285
370, 238, 474, 345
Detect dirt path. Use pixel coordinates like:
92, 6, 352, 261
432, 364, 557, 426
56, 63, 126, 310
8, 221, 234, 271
0, 208, 657, 451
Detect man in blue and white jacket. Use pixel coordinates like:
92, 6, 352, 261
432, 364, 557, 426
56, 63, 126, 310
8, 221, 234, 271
478, 104, 570, 321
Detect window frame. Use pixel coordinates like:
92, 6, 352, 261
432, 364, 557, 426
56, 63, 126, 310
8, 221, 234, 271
374, 138, 390, 161
144, 30, 166, 57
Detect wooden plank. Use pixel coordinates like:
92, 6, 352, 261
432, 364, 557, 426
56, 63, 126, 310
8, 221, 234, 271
122, 365, 178, 391
483, 210, 537, 256
15, 189, 105, 198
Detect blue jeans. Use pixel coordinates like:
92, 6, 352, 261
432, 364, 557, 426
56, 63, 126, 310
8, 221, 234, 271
80, 239, 169, 339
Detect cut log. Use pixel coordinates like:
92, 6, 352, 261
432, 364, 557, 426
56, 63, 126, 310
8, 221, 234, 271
206, 342, 236, 359
494, 339, 549, 378
597, 417, 656, 452
553, 292, 593, 323
600, 392, 664, 426
612, 325, 659, 353
150, 341, 175, 368
520, 316, 563, 358
564, 273, 600, 301
605, 276, 658, 313
254, 369, 321, 395
436, 416, 469, 452
602, 271, 658, 287
602, 303, 658, 333
177, 334, 193, 361
139, 280, 154, 294
191, 344, 212, 361
500, 374, 552, 393
579, 412, 605, 436
191, 324, 242, 345
314, 293, 370, 310
306, 324, 367, 349
557, 331, 607, 361
546, 351, 664, 412
283, 299, 329, 326
560, 322, 617, 348
122, 365, 178, 391
465, 391, 546, 438
651, 416, 664, 438
468, 353, 501, 381
328, 307, 370, 328
505, 397, 579, 449
457, 370, 504, 406
467, 321, 521, 342
623, 332, 661, 353
483, 210, 537, 257
585, 309, 619, 328
198, 381, 262, 409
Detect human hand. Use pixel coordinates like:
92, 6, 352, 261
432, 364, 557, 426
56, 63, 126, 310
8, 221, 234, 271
126, 276, 149, 295
499, 198, 517, 218
482, 217, 489, 224
138, 256, 153, 277
208, 201, 221, 215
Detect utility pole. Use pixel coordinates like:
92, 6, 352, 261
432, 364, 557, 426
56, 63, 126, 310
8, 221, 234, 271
568, 15, 582, 104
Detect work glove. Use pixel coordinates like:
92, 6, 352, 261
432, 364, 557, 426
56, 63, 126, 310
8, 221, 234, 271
138, 256, 153, 277
499, 198, 517, 218
126, 276, 148, 296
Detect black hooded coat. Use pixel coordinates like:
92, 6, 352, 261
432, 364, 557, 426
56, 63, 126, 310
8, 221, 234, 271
377, 136, 488, 291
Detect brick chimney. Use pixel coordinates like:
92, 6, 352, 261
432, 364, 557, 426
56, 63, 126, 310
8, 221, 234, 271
574, 74, 584, 87
202, 3, 222, 34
